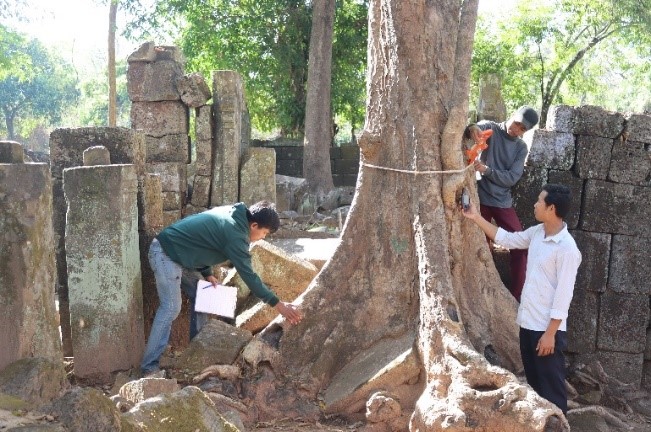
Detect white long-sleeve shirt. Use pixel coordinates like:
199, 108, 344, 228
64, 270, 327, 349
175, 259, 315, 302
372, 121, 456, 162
495, 224, 582, 332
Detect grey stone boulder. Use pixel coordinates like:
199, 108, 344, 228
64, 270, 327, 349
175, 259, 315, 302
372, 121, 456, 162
0, 358, 66, 407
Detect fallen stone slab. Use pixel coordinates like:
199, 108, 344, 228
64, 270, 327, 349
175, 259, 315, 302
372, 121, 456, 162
268, 237, 340, 270
119, 378, 180, 404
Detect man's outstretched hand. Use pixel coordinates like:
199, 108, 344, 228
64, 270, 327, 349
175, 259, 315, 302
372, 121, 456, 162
274, 301, 303, 325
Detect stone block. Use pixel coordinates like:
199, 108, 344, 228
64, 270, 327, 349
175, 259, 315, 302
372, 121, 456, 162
138, 173, 164, 232
144, 134, 189, 163
190, 175, 211, 207
0, 357, 66, 407
162, 191, 184, 210
644, 361, 651, 390
524, 129, 575, 169
82, 145, 111, 165
276, 158, 303, 177
240, 147, 276, 207
547, 170, 583, 229
574, 135, 613, 180
570, 230, 610, 293
49, 127, 146, 180
177, 72, 211, 108
511, 166, 547, 229
333, 173, 358, 187
195, 105, 213, 141
597, 291, 648, 353
340, 145, 360, 160
608, 140, 651, 186
595, 351, 644, 386
477, 73, 507, 122
545, 105, 575, 132
127, 41, 157, 62
0, 140, 24, 163
127, 59, 184, 102
275, 175, 307, 212
131, 101, 189, 137
646, 329, 651, 361
566, 289, 598, 354
0, 163, 61, 371
119, 378, 180, 404
146, 162, 187, 193
64, 165, 144, 381
608, 235, 651, 295
333, 158, 360, 175
163, 209, 182, 227
573, 105, 625, 138
581, 180, 651, 237
625, 113, 651, 144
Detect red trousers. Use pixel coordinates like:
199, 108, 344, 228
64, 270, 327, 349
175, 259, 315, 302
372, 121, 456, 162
480, 204, 527, 302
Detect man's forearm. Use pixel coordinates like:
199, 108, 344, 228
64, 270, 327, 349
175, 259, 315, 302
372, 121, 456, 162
473, 214, 498, 241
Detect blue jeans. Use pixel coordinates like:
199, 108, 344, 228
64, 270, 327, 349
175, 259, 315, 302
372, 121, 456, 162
140, 240, 210, 373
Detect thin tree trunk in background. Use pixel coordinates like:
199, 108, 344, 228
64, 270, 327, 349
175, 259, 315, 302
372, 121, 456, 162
108, 0, 117, 127
302, 0, 335, 197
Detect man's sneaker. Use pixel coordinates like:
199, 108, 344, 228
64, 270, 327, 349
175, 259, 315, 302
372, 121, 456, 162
142, 368, 166, 379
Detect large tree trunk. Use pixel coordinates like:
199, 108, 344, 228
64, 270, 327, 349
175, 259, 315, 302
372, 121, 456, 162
302, 0, 336, 196
249, 2, 569, 430
108, 0, 118, 127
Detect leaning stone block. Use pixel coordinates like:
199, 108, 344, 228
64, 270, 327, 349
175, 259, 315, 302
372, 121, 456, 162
127, 59, 184, 102
570, 230, 610, 293
138, 173, 164, 232
0, 140, 24, 163
597, 291, 648, 354
240, 147, 276, 206
581, 180, 651, 237
573, 105, 625, 138
608, 235, 651, 295
524, 129, 575, 169
119, 378, 179, 404
144, 134, 189, 163
83, 145, 111, 166
146, 162, 187, 193
625, 112, 651, 144
574, 135, 613, 180
177, 73, 212, 108
127, 41, 157, 62
545, 105, 575, 132
64, 165, 144, 382
191, 175, 211, 207
566, 289, 598, 354
131, 101, 189, 137
608, 140, 651, 186
511, 166, 547, 229
196, 105, 213, 141
547, 170, 583, 229
0, 163, 61, 371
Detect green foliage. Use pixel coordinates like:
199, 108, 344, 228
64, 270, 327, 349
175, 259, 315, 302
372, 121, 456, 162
0, 32, 79, 139
126, 0, 367, 137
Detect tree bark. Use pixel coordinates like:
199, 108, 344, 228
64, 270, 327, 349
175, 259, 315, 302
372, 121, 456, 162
108, 0, 118, 127
249, 1, 569, 430
302, 0, 336, 197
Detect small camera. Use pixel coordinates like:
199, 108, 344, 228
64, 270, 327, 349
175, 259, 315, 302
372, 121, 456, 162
461, 188, 470, 211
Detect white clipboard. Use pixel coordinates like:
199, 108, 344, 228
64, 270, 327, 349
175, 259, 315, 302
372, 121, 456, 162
195, 280, 238, 318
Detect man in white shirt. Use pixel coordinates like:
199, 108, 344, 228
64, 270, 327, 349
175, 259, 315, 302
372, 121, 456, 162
462, 183, 582, 414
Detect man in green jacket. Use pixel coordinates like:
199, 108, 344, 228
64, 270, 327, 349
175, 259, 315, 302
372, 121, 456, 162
141, 201, 303, 377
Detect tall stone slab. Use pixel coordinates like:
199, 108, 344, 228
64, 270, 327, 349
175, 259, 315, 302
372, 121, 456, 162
240, 147, 277, 206
212, 70, 246, 205
0, 161, 61, 371
476, 74, 506, 122
63, 165, 144, 381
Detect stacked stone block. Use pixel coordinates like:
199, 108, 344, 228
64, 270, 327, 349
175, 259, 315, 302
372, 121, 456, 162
0, 141, 62, 371
512, 105, 651, 388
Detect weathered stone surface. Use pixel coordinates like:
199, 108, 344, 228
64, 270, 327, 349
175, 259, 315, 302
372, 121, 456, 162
643, 361, 651, 390
594, 351, 644, 386
625, 112, 651, 144
275, 174, 308, 212
196, 104, 214, 141
511, 166, 547, 229
131, 101, 189, 137
163, 209, 182, 227
127, 59, 184, 102
64, 165, 144, 381
122, 386, 237, 432
177, 72, 212, 107
597, 291, 648, 353
242, 338, 280, 369
566, 289, 598, 354
269, 238, 341, 270
476, 74, 506, 122
211, 70, 245, 206
366, 391, 402, 423
570, 230, 610, 293
191, 175, 211, 207
0, 140, 24, 163
608, 140, 651, 186
138, 173, 164, 232
162, 190, 184, 210
545, 105, 575, 133
82, 145, 111, 166
581, 180, 651, 237
126, 41, 157, 63
144, 134, 189, 163
608, 235, 651, 294
0, 163, 61, 371
547, 170, 583, 229
173, 320, 252, 374
0, 358, 66, 407
119, 378, 179, 404
574, 135, 613, 180
239, 148, 276, 207
524, 129, 575, 169
146, 162, 187, 193
45, 387, 122, 432
573, 105, 625, 138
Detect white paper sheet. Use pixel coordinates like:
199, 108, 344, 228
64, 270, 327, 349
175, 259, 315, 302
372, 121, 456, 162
194, 280, 238, 318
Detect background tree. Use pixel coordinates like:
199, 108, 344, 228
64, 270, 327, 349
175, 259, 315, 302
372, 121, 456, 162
303, 0, 335, 196
108, 0, 118, 126
0, 35, 79, 139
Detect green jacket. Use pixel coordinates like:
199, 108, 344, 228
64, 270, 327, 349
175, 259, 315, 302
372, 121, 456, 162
157, 203, 279, 306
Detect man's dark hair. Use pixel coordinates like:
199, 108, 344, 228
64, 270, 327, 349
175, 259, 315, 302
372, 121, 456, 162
246, 201, 280, 233
542, 184, 571, 219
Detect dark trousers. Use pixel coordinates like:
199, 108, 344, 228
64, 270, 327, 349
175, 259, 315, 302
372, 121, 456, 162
520, 328, 568, 414
480, 204, 527, 302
